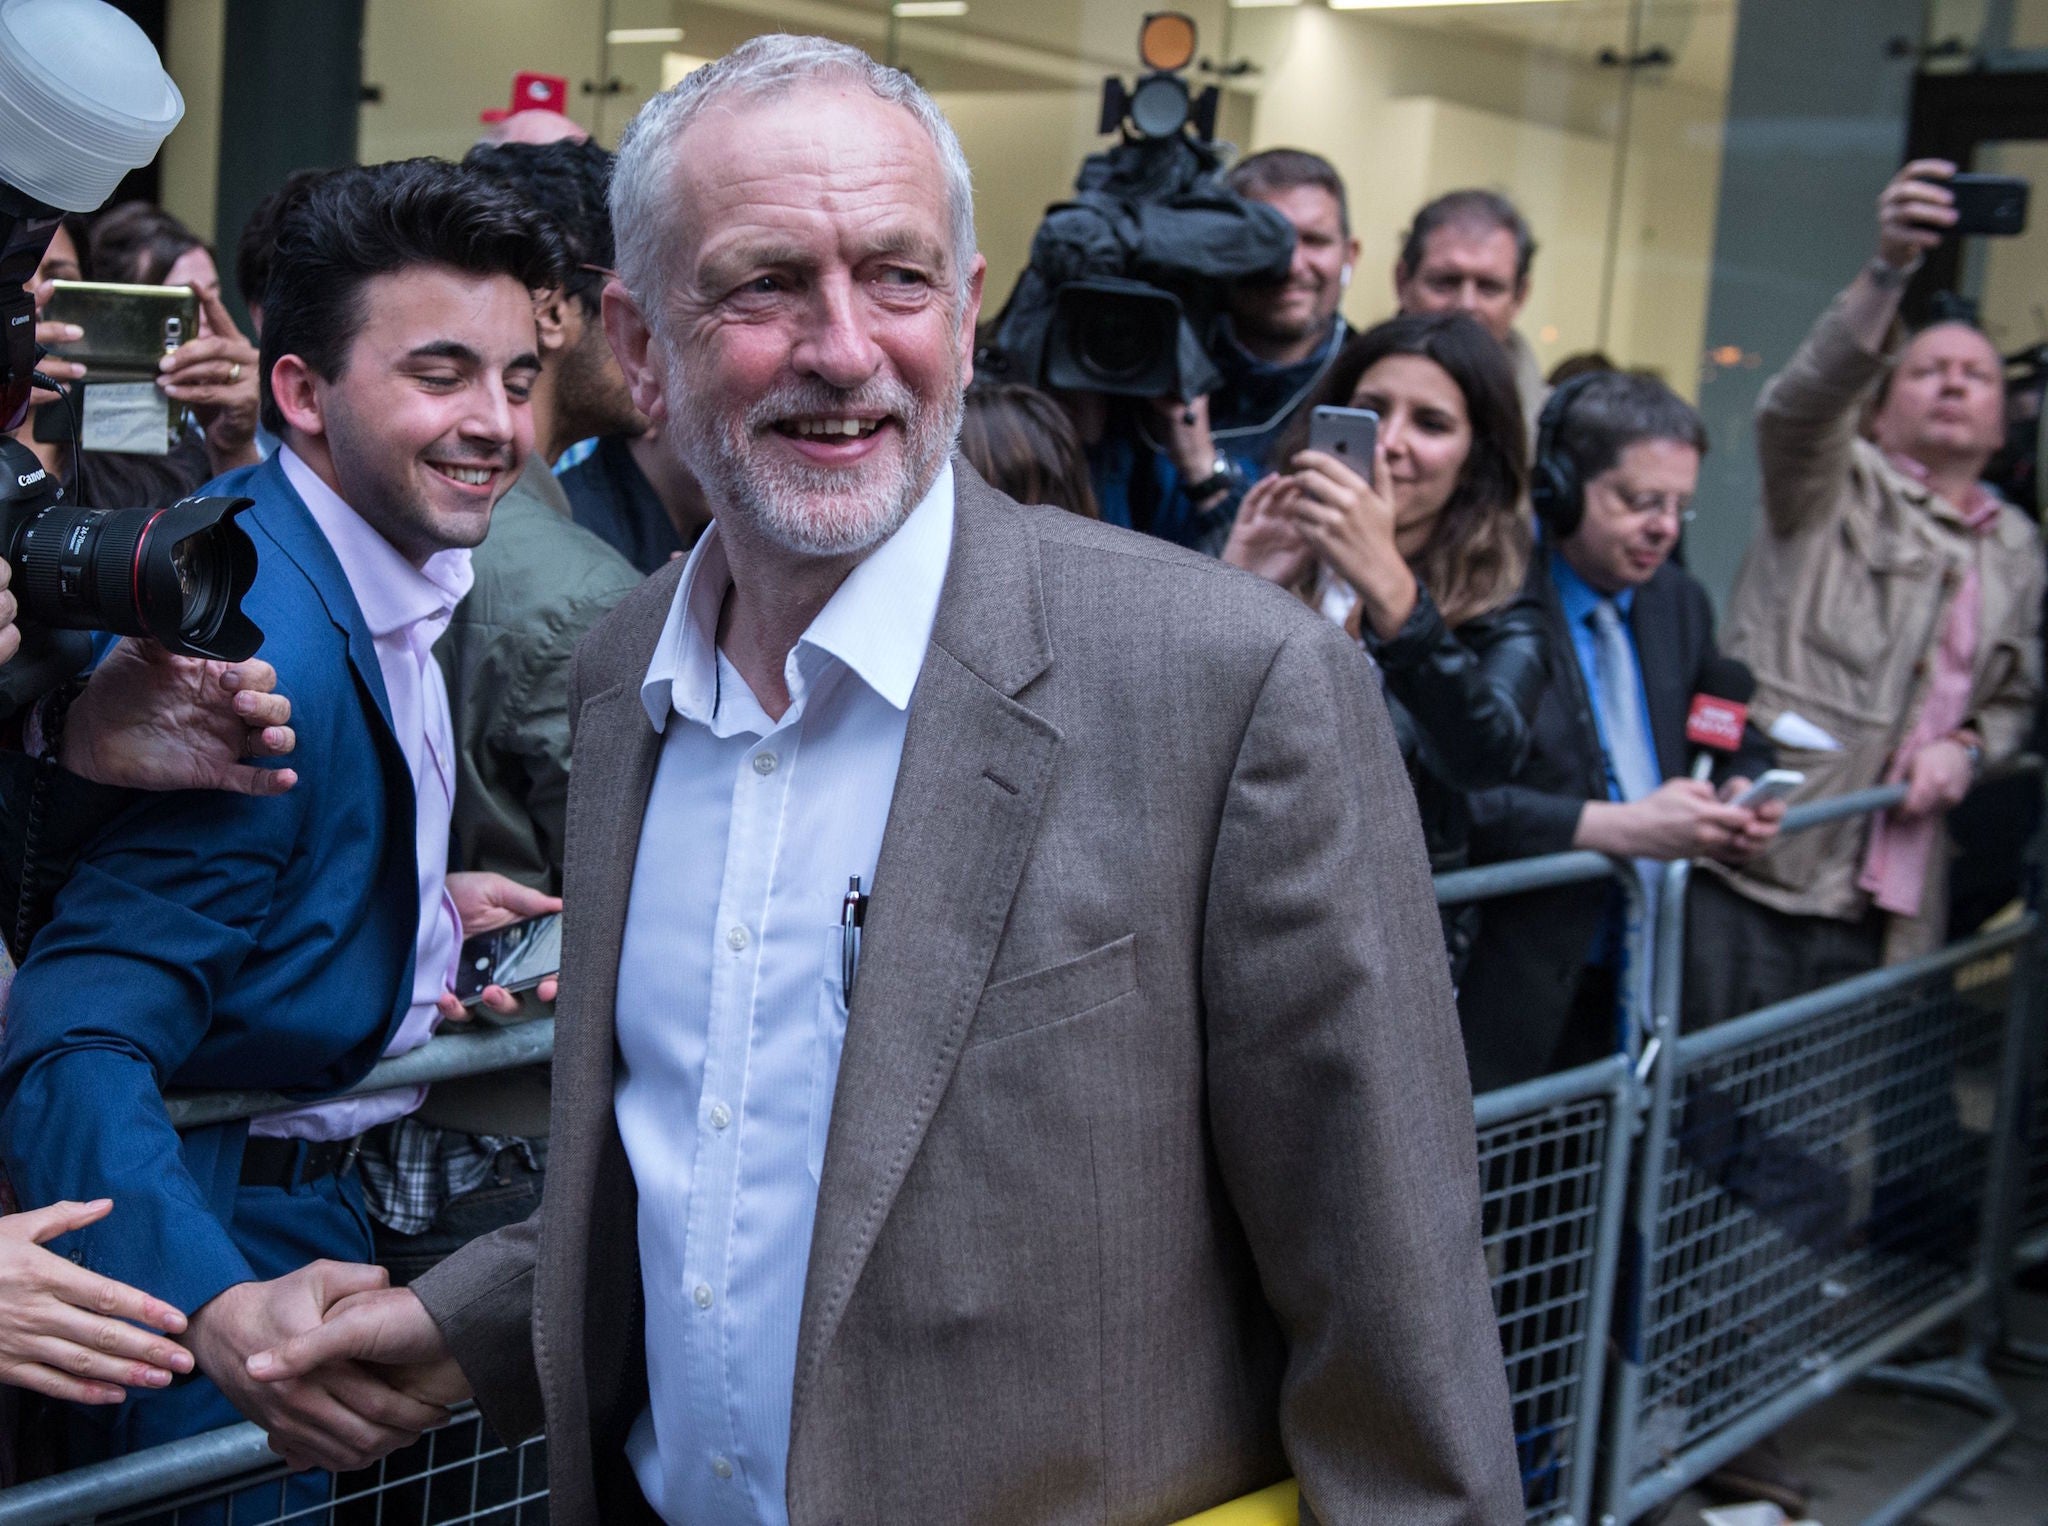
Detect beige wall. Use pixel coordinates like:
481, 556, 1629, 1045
358, 0, 607, 165
159, 0, 226, 241
1237, 3, 1730, 399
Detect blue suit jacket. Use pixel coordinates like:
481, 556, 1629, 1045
0, 455, 420, 1316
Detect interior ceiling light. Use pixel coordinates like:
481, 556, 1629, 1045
1328, 0, 1574, 10
892, 1, 968, 15
1228, 0, 1301, 8
607, 26, 685, 44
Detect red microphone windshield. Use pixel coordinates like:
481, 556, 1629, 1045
1686, 693, 1747, 753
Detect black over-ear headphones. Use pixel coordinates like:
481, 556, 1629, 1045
1530, 372, 1603, 540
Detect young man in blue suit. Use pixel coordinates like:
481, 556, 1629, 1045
0, 158, 567, 1472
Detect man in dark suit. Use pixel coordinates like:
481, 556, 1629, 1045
249, 34, 1523, 1526
1459, 371, 1780, 1092
0, 161, 567, 1474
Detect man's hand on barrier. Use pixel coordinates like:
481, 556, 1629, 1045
1574, 778, 1755, 861
0, 1199, 195, 1404
62, 642, 298, 795
248, 1284, 472, 1466
1711, 778, 1786, 866
1899, 736, 1975, 819
188, 1261, 450, 1473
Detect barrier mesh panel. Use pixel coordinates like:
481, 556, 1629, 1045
1627, 967, 2005, 1484
1479, 1088, 1614, 1524
96, 1411, 547, 1526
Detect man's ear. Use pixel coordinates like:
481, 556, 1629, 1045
602, 279, 666, 426
956, 254, 987, 387
269, 354, 326, 439
532, 287, 572, 358
1392, 259, 1411, 296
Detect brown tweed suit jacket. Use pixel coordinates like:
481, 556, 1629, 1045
414, 462, 1520, 1525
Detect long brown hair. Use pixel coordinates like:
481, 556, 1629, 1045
1275, 312, 1529, 627
959, 383, 1101, 518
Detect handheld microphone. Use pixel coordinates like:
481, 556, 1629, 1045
1686, 656, 1755, 781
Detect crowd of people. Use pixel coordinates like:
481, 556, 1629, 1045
0, 27, 2037, 1526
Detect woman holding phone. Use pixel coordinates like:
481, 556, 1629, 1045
1224, 311, 1546, 971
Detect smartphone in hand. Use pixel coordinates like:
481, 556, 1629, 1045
1309, 405, 1379, 480
454, 912, 562, 1008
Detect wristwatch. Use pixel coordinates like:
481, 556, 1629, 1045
1186, 453, 1241, 503
1865, 253, 1923, 291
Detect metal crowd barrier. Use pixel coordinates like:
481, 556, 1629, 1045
4, 763, 2042, 1526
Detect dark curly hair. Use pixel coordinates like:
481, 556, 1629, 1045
1275, 311, 1530, 627
258, 157, 569, 436
461, 138, 617, 316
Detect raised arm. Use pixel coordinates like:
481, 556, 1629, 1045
1754, 161, 1960, 537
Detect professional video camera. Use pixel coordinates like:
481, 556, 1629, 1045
977, 12, 1294, 402
0, 0, 261, 718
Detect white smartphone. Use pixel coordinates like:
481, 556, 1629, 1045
1732, 769, 1806, 809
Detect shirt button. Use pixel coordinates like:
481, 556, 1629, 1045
752, 751, 778, 776
726, 926, 749, 952
711, 1455, 734, 1481
709, 1102, 732, 1131
694, 1282, 714, 1309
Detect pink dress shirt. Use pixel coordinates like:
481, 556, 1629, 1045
1857, 458, 2004, 918
250, 448, 473, 1141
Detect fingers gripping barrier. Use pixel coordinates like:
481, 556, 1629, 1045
3, 762, 2041, 1525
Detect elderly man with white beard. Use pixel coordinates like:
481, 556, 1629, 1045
240, 35, 1523, 1526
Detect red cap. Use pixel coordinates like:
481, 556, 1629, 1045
1686, 693, 1747, 753
480, 72, 570, 123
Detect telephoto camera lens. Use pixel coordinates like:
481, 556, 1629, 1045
3, 482, 264, 661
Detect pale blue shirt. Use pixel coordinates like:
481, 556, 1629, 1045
615, 464, 955, 1526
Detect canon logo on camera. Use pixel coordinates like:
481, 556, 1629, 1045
17, 468, 44, 489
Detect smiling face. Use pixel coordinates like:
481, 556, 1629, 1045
1395, 223, 1527, 346
1560, 437, 1699, 595
1348, 352, 1474, 552
273, 263, 540, 566
1873, 321, 2006, 475
606, 84, 984, 559
1228, 183, 1356, 355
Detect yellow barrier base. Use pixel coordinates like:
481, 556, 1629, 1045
1171, 1480, 1299, 1526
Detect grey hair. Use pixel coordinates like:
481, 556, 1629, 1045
609, 34, 977, 318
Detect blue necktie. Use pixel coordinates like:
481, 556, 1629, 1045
1588, 599, 1660, 802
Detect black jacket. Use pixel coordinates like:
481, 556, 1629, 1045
1369, 581, 1549, 872
1457, 555, 1774, 1091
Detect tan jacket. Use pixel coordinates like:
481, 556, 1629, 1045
1714, 295, 2044, 954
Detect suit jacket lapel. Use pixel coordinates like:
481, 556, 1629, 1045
246, 455, 397, 736
1629, 573, 1688, 778
791, 465, 1061, 1420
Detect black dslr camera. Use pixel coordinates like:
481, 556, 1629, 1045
978, 13, 1294, 402
0, 181, 261, 718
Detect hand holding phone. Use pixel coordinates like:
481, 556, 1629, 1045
454, 912, 562, 1009
1731, 769, 1805, 810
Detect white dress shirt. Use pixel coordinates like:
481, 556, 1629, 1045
250, 447, 471, 1141
615, 464, 954, 1526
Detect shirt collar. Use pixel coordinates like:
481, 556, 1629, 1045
640, 460, 956, 732
280, 445, 473, 638
1882, 450, 2004, 534
1550, 545, 1633, 624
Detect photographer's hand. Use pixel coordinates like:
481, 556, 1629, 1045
0, 559, 19, 667
1844, 161, 1958, 350
62, 641, 298, 795
160, 289, 262, 474
1149, 394, 1225, 501
28, 277, 84, 409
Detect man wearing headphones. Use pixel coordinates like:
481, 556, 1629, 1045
1097, 148, 1358, 551
1455, 370, 1780, 1091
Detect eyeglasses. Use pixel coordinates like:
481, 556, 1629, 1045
1597, 482, 1696, 527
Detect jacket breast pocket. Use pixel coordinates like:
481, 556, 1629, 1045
965, 934, 1139, 1050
